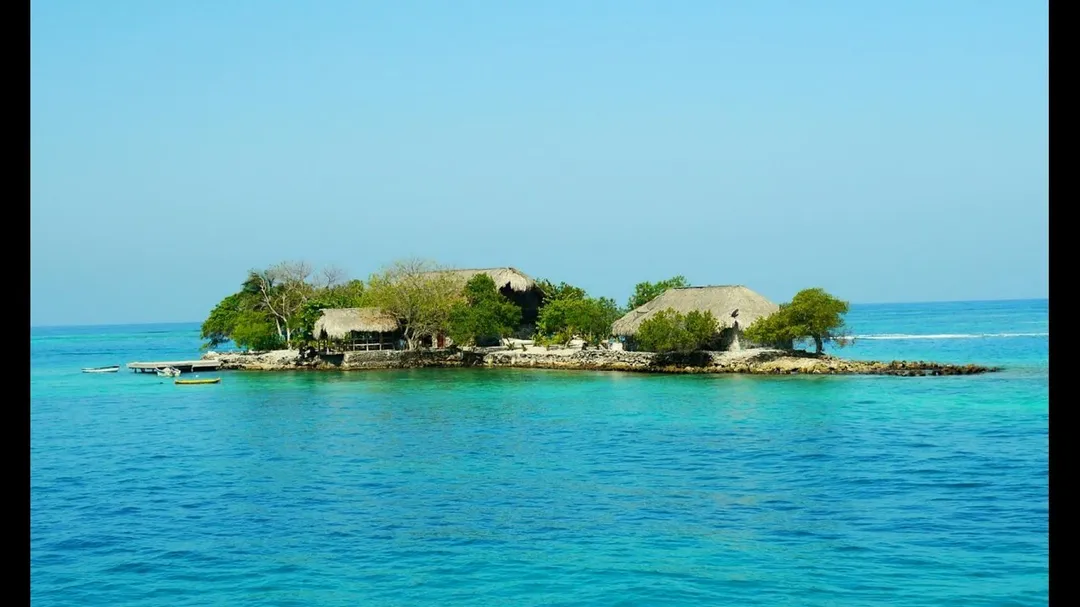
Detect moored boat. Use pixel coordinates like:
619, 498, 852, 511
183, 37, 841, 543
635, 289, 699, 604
157, 367, 182, 378
175, 378, 221, 385
82, 366, 120, 373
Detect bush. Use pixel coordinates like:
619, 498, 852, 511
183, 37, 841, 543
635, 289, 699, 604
635, 309, 718, 353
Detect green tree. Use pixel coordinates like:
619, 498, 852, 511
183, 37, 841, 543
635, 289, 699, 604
744, 288, 850, 354
626, 275, 690, 310
536, 296, 621, 345
202, 264, 357, 350
248, 261, 321, 348
742, 308, 795, 349
295, 279, 370, 342
365, 258, 463, 349
230, 310, 285, 351
200, 292, 251, 349
635, 309, 718, 352
447, 274, 522, 346
536, 278, 588, 303
323, 279, 367, 307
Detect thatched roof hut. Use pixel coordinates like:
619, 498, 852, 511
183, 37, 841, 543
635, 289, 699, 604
611, 286, 779, 337
312, 307, 400, 340
425, 267, 537, 292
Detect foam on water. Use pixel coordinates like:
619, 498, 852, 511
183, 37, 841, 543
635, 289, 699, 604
853, 332, 1049, 340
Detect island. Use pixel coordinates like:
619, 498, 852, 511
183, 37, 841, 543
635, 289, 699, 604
192, 259, 1000, 377
203, 347, 997, 376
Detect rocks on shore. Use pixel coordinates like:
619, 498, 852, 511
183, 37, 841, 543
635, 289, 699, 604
203, 347, 999, 377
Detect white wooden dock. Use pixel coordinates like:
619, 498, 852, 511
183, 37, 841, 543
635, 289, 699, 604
127, 360, 222, 373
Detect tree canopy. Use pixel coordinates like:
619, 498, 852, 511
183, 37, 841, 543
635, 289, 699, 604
536, 278, 588, 303
200, 261, 352, 351
535, 295, 621, 345
296, 279, 368, 342
743, 288, 850, 354
447, 274, 522, 346
635, 308, 718, 353
626, 276, 690, 310
364, 259, 463, 350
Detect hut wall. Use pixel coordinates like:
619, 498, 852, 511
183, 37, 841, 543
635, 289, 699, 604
326, 329, 404, 352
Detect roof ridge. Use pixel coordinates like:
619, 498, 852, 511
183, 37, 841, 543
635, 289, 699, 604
671, 284, 746, 290
434, 267, 521, 273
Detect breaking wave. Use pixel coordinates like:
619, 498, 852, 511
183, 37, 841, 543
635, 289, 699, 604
852, 332, 1049, 340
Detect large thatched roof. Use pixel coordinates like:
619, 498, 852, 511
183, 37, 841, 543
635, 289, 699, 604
425, 267, 537, 292
611, 286, 779, 336
312, 307, 400, 339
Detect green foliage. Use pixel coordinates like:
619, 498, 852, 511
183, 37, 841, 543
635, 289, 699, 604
744, 288, 850, 354
322, 279, 367, 308
626, 275, 690, 310
199, 288, 286, 351
461, 274, 500, 304
447, 274, 523, 346
295, 279, 370, 342
296, 300, 331, 342
364, 259, 463, 349
531, 331, 572, 347
536, 278, 587, 303
635, 309, 718, 353
535, 295, 620, 345
742, 309, 795, 348
230, 311, 284, 351
200, 292, 251, 349
202, 266, 368, 351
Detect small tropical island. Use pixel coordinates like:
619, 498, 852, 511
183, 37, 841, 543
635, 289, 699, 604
197, 259, 999, 376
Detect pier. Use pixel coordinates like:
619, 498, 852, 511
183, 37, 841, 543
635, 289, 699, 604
127, 360, 222, 373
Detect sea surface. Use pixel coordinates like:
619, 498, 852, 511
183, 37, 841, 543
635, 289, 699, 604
30, 299, 1049, 606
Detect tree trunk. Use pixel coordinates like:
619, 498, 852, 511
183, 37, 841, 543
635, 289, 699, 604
285, 327, 292, 349
813, 335, 824, 355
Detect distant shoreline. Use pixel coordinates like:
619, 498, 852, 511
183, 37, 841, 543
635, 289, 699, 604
202, 347, 1000, 377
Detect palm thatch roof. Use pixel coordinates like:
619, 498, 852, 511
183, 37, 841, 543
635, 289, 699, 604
611, 286, 779, 336
425, 267, 537, 292
312, 307, 400, 339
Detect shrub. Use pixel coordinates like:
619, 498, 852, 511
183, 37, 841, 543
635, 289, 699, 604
635, 309, 718, 353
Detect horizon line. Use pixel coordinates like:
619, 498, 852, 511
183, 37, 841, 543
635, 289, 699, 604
29, 296, 1049, 330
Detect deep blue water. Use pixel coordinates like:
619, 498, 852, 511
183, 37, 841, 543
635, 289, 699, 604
31, 300, 1048, 606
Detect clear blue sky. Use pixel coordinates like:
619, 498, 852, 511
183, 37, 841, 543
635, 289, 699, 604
31, 0, 1048, 326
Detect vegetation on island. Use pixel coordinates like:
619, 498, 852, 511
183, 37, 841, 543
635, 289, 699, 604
201, 262, 358, 351
533, 279, 622, 346
744, 288, 851, 354
363, 259, 463, 350
200, 257, 852, 358
635, 309, 719, 353
626, 275, 690, 310
447, 274, 522, 346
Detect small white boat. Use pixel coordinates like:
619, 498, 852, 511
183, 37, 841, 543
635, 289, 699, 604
82, 366, 120, 373
156, 367, 182, 378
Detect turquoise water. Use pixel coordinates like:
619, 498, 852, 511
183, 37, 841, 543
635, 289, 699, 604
31, 300, 1048, 606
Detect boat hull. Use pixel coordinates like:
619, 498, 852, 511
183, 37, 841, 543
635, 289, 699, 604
83, 367, 120, 373
175, 378, 221, 385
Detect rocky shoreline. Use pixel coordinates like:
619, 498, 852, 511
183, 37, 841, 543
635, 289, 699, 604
203, 347, 1000, 377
